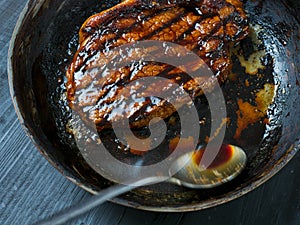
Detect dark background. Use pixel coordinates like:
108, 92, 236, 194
0, 0, 300, 224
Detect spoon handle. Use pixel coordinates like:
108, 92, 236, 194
33, 184, 135, 225
33, 176, 167, 225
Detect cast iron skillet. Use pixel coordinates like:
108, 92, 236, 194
8, 0, 300, 212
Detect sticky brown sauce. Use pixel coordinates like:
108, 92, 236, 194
192, 144, 234, 169
65, 24, 277, 168
235, 83, 275, 139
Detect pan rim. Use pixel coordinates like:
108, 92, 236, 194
7, 0, 300, 212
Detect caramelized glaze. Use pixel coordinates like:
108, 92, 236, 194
66, 0, 249, 131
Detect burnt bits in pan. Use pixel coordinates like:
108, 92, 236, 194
21, 0, 299, 208
46, 2, 277, 180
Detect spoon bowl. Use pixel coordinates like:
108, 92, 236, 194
169, 144, 247, 189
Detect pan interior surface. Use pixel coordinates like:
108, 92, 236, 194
9, 0, 300, 211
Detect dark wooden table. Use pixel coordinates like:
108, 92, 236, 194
1, 1, 300, 224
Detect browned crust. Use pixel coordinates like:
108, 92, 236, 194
66, 0, 249, 131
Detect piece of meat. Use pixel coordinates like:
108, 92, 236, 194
66, 0, 249, 131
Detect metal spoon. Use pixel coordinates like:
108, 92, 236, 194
168, 144, 247, 189
34, 144, 247, 225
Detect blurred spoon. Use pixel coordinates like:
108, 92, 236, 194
34, 144, 247, 225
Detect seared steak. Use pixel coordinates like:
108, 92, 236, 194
66, 0, 249, 131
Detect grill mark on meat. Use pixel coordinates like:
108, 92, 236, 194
140, 11, 191, 40
73, 9, 222, 86
89, 18, 224, 110
125, 18, 224, 84
67, 0, 249, 131
89, 15, 223, 90
74, 9, 169, 74
82, 19, 225, 126
75, 7, 187, 74
72, 12, 217, 104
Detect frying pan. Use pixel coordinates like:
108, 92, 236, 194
8, 0, 300, 212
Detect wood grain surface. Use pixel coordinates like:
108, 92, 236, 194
0, 0, 299, 225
